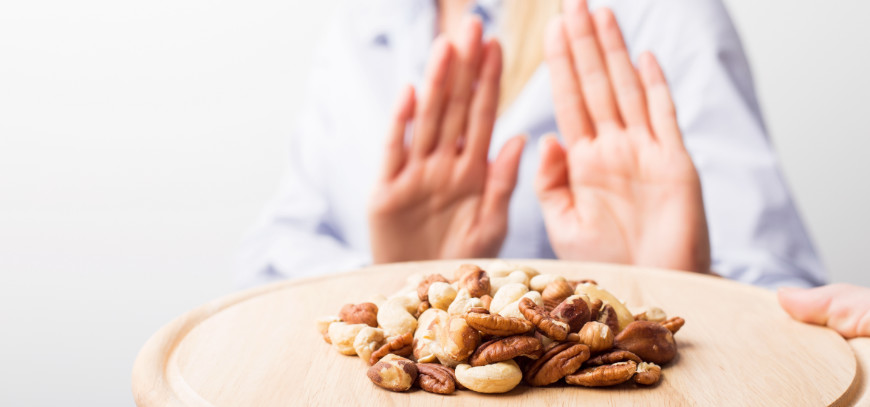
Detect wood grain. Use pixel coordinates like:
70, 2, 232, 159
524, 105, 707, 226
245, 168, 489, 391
132, 260, 865, 406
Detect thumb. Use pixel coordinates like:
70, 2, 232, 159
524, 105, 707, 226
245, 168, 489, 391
534, 135, 575, 224
481, 134, 527, 218
777, 286, 835, 326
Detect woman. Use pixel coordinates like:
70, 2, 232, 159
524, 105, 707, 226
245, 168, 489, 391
238, 0, 825, 290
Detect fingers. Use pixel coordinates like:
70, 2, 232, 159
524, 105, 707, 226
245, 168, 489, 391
481, 135, 527, 218
638, 52, 683, 147
380, 84, 416, 180
464, 38, 503, 163
545, 17, 593, 145
411, 37, 454, 157
438, 17, 484, 153
534, 135, 576, 226
592, 8, 648, 130
562, 0, 621, 130
778, 286, 835, 327
779, 284, 870, 339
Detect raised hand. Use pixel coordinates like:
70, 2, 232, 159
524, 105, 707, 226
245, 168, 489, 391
778, 284, 870, 339
537, 0, 711, 273
368, 18, 526, 264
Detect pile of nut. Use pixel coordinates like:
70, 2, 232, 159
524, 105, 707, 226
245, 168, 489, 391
315, 262, 684, 394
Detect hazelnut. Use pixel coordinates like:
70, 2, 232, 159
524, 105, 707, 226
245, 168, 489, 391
576, 321, 614, 353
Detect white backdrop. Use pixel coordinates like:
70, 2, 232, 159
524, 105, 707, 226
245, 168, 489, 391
0, 1, 868, 405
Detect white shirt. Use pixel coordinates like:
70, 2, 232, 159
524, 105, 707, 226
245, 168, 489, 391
237, 0, 827, 289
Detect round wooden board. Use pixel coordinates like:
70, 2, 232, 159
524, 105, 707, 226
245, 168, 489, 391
133, 260, 865, 406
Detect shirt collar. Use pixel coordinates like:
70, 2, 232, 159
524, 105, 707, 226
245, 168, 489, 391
364, 0, 503, 47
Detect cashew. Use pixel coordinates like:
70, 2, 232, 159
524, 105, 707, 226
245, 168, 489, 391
328, 322, 368, 355
489, 270, 530, 295
455, 360, 522, 393
498, 291, 543, 320
353, 327, 386, 363
428, 282, 457, 311
377, 297, 418, 337
489, 283, 529, 314
575, 283, 634, 332
386, 291, 421, 313
530, 274, 567, 292
447, 288, 484, 315
485, 260, 540, 279
367, 294, 388, 308
315, 315, 341, 343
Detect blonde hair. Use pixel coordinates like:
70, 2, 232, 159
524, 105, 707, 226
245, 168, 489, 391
498, 0, 562, 114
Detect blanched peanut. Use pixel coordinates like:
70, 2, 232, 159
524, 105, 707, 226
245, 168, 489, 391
428, 282, 457, 311
378, 298, 418, 337
353, 327, 386, 363
315, 315, 341, 343
328, 322, 368, 355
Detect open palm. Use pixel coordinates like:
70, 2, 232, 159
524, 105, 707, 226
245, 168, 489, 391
537, 0, 711, 273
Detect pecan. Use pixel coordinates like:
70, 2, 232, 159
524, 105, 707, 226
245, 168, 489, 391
523, 342, 590, 386
597, 304, 620, 334
339, 302, 378, 327
469, 335, 544, 366
566, 360, 637, 387
661, 316, 685, 334
417, 274, 449, 302
519, 297, 569, 341
414, 301, 431, 319
479, 294, 493, 311
567, 279, 598, 290
457, 264, 491, 298
550, 296, 590, 332
367, 354, 418, 392
415, 363, 456, 394
634, 306, 667, 323
370, 332, 414, 365
575, 321, 614, 353
585, 350, 642, 366
542, 280, 574, 311
614, 321, 676, 365
634, 362, 662, 385
464, 310, 534, 336
588, 298, 603, 321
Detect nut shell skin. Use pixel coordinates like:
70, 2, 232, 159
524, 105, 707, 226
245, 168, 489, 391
576, 321, 614, 353
415, 363, 457, 394
550, 296, 591, 332
455, 360, 523, 394
586, 350, 642, 366
464, 311, 535, 337
339, 303, 379, 327
457, 265, 491, 298
566, 360, 637, 387
367, 354, 418, 392
469, 335, 544, 366
370, 332, 414, 365
614, 321, 677, 365
523, 342, 590, 386
519, 297, 569, 341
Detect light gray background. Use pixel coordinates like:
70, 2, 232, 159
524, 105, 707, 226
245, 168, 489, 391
1, 1, 867, 405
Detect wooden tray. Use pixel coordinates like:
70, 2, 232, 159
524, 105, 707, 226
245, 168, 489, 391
132, 260, 869, 406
